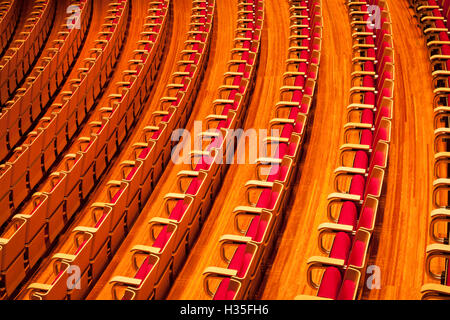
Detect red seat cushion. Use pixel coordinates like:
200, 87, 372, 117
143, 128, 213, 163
361, 109, 374, 124
366, 176, 381, 196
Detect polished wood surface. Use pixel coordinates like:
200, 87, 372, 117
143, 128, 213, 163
362, 0, 434, 300
0, 0, 35, 63
261, 0, 434, 300
14, 0, 155, 299
166, 0, 291, 300
0, 0, 84, 167
86, 0, 229, 299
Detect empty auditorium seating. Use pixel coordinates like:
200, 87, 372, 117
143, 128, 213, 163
0, 0, 56, 106
0, 0, 92, 164
0, 0, 170, 299
0, 0, 93, 231
94, 0, 264, 300
408, 0, 450, 300
16, 0, 172, 300
0, 0, 20, 59
0, 0, 134, 233
293, 0, 394, 300
202, 0, 323, 300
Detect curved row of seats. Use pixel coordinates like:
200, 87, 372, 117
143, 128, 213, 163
0, 0, 93, 163
0, 0, 20, 59
0, 0, 164, 299
15, 0, 171, 300
101, 0, 264, 301
0, 0, 130, 232
21, 0, 216, 300
0, 0, 93, 228
0, 0, 56, 107
202, 0, 323, 301
296, 0, 394, 300
408, 0, 450, 300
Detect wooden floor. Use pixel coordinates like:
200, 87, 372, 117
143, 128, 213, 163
258, 0, 435, 301
0, 0, 72, 168
362, 0, 434, 300
8, 0, 439, 300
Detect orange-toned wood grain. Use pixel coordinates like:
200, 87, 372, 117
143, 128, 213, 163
166, 0, 291, 300
87, 0, 240, 299
361, 0, 434, 300
15, 0, 168, 299
2, 0, 111, 219
0, 0, 39, 64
